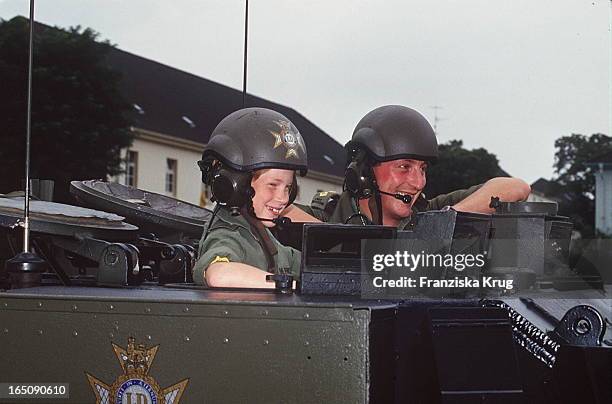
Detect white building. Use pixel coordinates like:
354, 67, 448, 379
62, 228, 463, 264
587, 152, 612, 236
106, 48, 344, 208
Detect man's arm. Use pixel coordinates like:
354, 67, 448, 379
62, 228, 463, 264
205, 262, 275, 288
453, 177, 531, 214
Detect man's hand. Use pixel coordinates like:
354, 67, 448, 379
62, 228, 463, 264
453, 177, 531, 214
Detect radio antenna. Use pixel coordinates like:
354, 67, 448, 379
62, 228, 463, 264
242, 0, 249, 108
5, 0, 48, 288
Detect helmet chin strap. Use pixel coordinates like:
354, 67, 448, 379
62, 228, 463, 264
241, 206, 278, 272
368, 190, 384, 226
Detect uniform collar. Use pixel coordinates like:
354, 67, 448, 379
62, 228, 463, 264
215, 206, 252, 228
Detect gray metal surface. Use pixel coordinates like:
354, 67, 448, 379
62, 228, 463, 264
501, 286, 612, 344
0, 197, 125, 222
0, 198, 139, 239
70, 180, 211, 238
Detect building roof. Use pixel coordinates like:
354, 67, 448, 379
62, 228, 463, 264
103, 47, 346, 178
530, 177, 562, 199
531, 178, 554, 195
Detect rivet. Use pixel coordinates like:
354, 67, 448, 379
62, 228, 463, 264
261, 310, 269, 316
109, 333, 114, 339
183, 307, 190, 313
3, 303, 8, 308
73, 331, 78, 337
223, 338, 229, 344
37, 302, 43, 308
145, 307, 152, 313
37, 330, 43, 335
346, 344, 352, 348
3, 328, 8, 334
223, 310, 229, 315
184, 336, 190, 342
263, 339, 269, 345
146, 335, 152, 341
109, 304, 115, 311
303, 313, 310, 319
72, 305, 78, 312
304, 341, 310, 347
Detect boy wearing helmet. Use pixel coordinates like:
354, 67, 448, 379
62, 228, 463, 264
330, 105, 531, 227
193, 108, 307, 288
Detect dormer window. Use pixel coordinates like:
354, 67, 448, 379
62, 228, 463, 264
133, 104, 145, 115
181, 116, 196, 128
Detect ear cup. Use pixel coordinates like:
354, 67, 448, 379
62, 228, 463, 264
197, 157, 215, 184
344, 148, 374, 199
210, 167, 254, 213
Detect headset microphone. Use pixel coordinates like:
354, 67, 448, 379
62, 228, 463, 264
378, 190, 412, 204
254, 216, 293, 226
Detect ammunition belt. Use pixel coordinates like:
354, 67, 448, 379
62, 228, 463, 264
483, 300, 560, 368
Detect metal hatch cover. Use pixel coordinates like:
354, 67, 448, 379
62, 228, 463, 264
70, 180, 212, 237
0, 197, 138, 239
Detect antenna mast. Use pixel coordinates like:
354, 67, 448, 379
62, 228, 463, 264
242, 0, 249, 108
5, 0, 48, 288
430, 105, 443, 135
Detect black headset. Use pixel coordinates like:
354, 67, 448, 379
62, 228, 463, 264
344, 147, 376, 199
199, 158, 298, 216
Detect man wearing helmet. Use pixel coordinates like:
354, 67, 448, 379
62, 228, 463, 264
193, 108, 308, 288
327, 105, 531, 227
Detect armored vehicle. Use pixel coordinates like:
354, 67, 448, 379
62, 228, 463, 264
1, 4, 609, 402
0, 181, 610, 404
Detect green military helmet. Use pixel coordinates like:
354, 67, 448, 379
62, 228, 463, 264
198, 107, 307, 213
202, 107, 308, 175
347, 105, 438, 163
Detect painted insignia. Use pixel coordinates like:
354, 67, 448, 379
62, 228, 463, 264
269, 120, 305, 159
86, 337, 189, 404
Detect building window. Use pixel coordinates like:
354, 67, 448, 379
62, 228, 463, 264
165, 158, 177, 196
126, 150, 138, 187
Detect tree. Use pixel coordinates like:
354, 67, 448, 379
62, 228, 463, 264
0, 17, 133, 203
553, 133, 611, 196
424, 140, 507, 198
549, 133, 612, 236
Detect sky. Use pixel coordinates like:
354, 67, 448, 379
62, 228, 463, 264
1, 0, 610, 184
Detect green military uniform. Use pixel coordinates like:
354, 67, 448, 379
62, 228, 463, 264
327, 184, 482, 226
193, 208, 301, 286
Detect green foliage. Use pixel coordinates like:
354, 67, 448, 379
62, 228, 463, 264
424, 140, 507, 198
549, 133, 612, 236
553, 133, 611, 195
0, 17, 133, 203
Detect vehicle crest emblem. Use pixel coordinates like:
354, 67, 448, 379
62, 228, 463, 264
269, 120, 305, 159
86, 337, 189, 404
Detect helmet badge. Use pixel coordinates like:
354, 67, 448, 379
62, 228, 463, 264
269, 120, 304, 159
